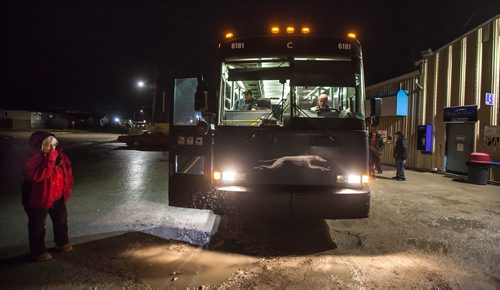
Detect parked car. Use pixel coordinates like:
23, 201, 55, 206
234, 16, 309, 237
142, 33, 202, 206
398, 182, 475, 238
117, 130, 168, 148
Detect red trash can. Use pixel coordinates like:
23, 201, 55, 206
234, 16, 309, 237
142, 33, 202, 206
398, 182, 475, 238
466, 152, 491, 185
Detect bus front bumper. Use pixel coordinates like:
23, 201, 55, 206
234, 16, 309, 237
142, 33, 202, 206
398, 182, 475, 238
195, 185, 370, 220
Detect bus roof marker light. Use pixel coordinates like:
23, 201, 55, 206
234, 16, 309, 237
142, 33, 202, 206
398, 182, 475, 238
301, 27, 310, 34
286, 26, 295, 34
347, 32, 357, 39
225, 32, 234, 39
271, 26, 280, 34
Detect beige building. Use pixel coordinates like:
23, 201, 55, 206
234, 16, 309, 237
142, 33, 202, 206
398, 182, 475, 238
0, 110, 46, 129
366, 14, 500, 182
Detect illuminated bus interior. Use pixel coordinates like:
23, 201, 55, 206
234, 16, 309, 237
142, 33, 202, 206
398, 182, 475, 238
219, 57, 365, 126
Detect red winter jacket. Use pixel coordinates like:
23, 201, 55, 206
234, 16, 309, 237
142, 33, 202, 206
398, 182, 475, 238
23, 132, 74, 208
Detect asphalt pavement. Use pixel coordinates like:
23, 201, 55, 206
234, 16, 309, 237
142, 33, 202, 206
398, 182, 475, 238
0, 130, 218, 261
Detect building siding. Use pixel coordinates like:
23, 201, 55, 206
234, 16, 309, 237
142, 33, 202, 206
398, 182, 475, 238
367, 15, 500, 182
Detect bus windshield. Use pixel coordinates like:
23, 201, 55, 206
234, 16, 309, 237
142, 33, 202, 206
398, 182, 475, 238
218, 57, 365, 126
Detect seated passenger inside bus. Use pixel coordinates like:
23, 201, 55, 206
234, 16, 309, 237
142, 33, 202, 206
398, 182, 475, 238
233, 89, 257, 110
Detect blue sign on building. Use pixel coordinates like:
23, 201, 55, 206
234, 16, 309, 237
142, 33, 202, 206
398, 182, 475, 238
396, 90, 408, 116
485, 93, 494, 106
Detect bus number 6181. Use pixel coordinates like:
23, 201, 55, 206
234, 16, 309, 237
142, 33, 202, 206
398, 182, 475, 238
231, 43, 245, 49
338, 43, 351, 50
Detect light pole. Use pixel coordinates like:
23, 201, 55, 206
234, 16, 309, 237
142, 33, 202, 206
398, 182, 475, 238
136, 80, 157, 123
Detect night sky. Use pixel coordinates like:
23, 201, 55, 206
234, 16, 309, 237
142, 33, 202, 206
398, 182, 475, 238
5, 0, 500, 115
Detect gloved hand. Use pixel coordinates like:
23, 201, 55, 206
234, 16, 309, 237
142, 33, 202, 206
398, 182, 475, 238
47, 149, 59, 162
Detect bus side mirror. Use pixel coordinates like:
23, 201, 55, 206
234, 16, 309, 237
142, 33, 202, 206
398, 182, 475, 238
370, 98, 382, 116
194, 75, 208, 111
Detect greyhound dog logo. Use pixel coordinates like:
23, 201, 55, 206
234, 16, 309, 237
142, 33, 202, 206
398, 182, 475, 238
254, 155, 330, 171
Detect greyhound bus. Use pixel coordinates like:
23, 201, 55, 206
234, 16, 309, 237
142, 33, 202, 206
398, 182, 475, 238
168, 27, 381, 219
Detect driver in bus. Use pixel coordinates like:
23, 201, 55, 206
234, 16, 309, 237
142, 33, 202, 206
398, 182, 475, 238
311, 94, 331, 111
233, 89, 258, 110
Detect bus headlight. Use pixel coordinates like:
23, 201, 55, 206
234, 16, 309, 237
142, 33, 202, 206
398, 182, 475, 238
337, 173, 370, 185
347, 174, 361, 184
213, 168, 244, 184
361, 174, 370, 184
222, 170, 237, 182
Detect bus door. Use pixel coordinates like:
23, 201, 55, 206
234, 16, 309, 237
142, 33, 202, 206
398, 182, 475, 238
168, 77, 212, 208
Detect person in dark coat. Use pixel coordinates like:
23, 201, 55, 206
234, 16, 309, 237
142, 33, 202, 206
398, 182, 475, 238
369, 130, 385, 176
392, 131, 408, 181
23, 131, 74, 261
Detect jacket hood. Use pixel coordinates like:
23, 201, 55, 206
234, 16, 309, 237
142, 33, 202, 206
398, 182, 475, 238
29, 131, 55, 151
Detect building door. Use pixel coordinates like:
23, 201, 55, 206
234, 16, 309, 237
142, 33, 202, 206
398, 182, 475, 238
445, 123, 474, 174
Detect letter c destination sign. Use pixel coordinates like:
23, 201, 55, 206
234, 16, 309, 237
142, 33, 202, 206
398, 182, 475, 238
287, 42, 293, 49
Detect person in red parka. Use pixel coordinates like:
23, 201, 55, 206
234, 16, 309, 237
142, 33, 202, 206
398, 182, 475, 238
23, 131, 74, 262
